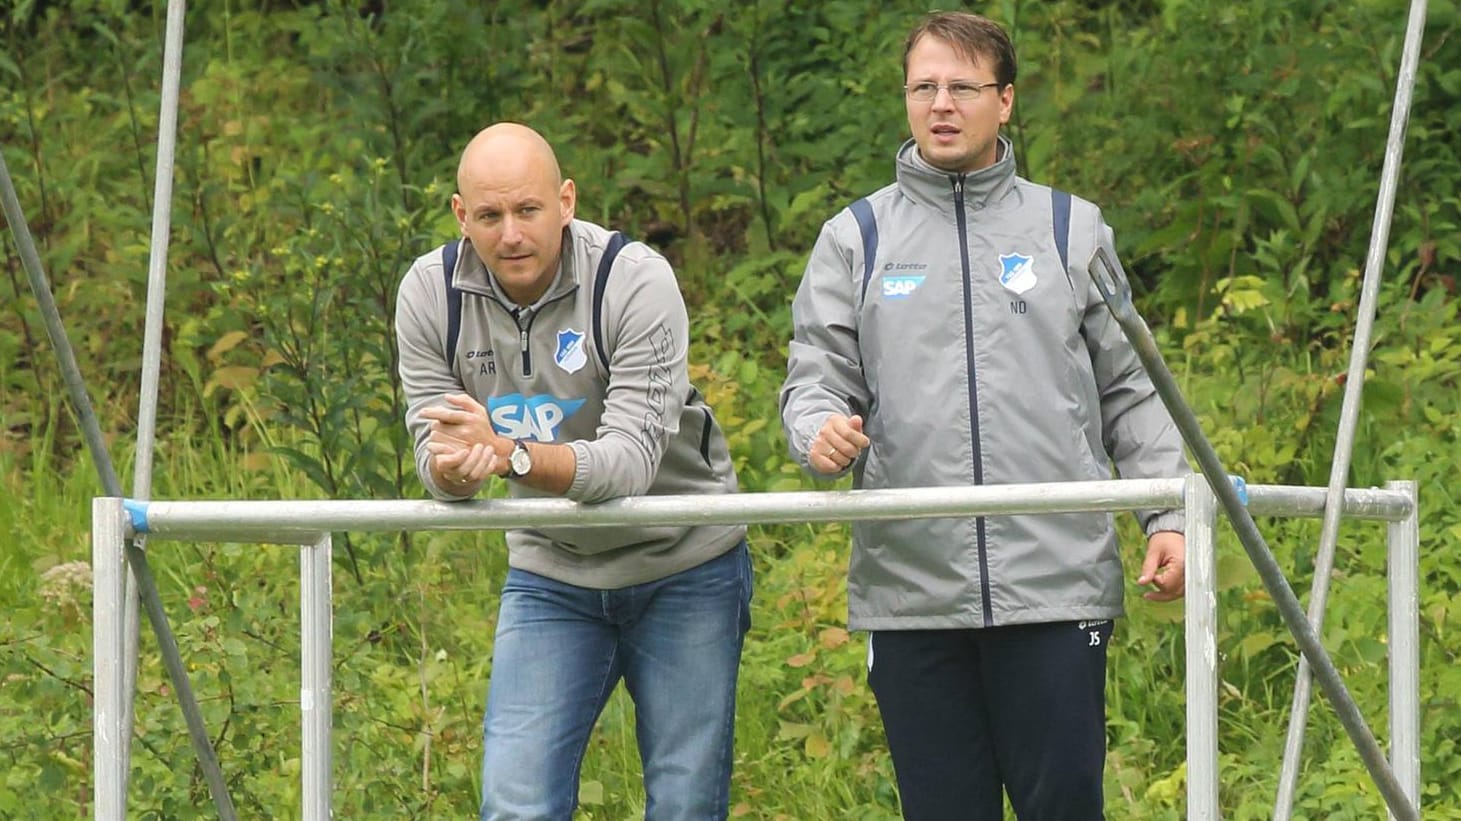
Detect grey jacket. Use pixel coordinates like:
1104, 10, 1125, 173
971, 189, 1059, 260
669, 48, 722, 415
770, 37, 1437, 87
780, 138, 1187, 630
396, 219, 744, 589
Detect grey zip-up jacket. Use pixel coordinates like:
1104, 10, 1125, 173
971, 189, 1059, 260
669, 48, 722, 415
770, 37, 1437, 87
781, 137, 1187, 630
396, 219, 744, 589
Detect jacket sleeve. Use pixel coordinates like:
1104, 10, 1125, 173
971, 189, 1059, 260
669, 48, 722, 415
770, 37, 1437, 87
394, 255, 471, 501
566, 249, 688, 503
1080, 215, 1189, 534
779, 217, 873, 475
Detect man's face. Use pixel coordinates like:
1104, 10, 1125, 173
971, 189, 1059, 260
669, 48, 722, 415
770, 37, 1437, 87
905, 34, 1012, 174
453, 151, 575, 306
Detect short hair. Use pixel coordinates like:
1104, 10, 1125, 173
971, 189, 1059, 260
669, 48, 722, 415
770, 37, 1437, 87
902, 11, 1017, 88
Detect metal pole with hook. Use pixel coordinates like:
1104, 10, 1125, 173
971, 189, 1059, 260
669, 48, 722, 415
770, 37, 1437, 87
1086, 246, 1420, 821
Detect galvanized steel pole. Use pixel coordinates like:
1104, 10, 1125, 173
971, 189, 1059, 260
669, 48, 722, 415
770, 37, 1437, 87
1183, 476, 1219, 820
1273, 1, 1428, 816
121, 0, 189, 795
1087, 247, 1420, 821
127, 1, 240, 817
1386, 480, 1421, 817
0, 153, 123, 495
301, 534, 335, 821
6, 109, 238, 821
92, 498, 129, 819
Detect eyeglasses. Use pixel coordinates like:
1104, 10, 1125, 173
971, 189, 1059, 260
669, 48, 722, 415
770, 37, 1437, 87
903, 81, 1002, 102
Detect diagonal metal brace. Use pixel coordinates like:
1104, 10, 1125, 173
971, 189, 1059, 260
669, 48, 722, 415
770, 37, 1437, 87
1087, 246, 1418, 821
2, 151, 239, 818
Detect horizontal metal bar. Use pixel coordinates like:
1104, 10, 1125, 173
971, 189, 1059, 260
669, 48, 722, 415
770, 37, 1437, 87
1243, 483, 1413, 521
119, 478, 1413, 543
130, 479, 1181, 540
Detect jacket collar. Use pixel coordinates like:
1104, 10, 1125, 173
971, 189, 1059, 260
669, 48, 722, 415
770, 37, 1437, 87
454, 225, 581, 308
894, 135, 1017, 215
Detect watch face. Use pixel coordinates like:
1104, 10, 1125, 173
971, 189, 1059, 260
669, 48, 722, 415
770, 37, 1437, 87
510, 443, 532, 476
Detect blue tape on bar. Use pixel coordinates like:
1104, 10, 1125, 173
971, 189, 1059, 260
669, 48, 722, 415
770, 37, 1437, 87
123, 499, 150, 533
1229, 475, 1249, 505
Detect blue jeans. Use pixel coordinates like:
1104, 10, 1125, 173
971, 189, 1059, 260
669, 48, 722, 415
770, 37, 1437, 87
480, 541, 752, 821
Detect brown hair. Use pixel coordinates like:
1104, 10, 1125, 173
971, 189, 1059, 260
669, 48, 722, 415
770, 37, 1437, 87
902, 11, 1017, 88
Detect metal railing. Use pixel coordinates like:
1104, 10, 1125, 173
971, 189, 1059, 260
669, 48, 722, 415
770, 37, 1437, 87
92, 475, 1420, 820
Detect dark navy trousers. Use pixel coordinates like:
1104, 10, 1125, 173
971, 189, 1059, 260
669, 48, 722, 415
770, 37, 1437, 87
867, 620, 1114, 820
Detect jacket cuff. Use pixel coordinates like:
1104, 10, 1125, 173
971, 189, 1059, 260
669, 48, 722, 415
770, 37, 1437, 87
424, 472, 476, 502
1144, 510, 1185, 536
565, 440, 591, 500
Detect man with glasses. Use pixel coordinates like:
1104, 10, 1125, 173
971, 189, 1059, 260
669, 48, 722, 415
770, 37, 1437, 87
397, 122, 751, 820
780, 12, 1188, 820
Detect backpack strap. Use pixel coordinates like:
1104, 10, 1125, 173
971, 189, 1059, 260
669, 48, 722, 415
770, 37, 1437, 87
442, 239, 462, 367
1052, 188, 1073, 286
590, 232, 629, 372
443, 234, 629, 373
848, 198, 879, 302
851, 192, 1070, 292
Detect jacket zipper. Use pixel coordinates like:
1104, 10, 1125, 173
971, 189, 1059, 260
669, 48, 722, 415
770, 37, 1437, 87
517, 322, 532, 376
953, 174, 995, 628
496, 289, 577, 378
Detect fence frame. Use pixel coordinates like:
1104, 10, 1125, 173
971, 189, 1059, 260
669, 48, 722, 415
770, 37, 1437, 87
92, 475, 1420, 819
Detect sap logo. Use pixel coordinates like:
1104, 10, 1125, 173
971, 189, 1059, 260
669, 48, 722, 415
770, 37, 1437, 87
882, 276, 926, 298
487, 393, 586, 441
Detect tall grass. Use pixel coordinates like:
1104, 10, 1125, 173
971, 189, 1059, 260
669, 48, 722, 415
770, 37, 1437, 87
0, 409, 1159, 819
7, 348, 1461, 818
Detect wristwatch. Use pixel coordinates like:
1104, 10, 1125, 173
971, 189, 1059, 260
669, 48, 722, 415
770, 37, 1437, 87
506, 440, 533, 479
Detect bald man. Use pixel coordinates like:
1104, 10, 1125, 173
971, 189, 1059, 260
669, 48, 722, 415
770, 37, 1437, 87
395, 123, 750, 820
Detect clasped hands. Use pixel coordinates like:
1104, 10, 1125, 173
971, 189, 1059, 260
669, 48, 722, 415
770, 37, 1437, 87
419, 393, 510, 487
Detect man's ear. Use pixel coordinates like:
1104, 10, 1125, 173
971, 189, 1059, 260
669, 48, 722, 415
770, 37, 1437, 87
451, 193, 468, 233
559, 179, 577, 226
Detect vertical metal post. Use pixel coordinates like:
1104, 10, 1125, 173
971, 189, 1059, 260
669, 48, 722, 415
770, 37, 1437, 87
119, 549, 140, 795
1386, 480, 1420, 819
1184, 474, 1219, 820
93, 498, 130, 819
301, 533, 334, 820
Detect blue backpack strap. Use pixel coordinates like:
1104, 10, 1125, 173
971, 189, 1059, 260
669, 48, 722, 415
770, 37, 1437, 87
1052, 188, 1072, 281
848, 198, 879, 302
442, 239, 462, 367
591, 232, 629, 372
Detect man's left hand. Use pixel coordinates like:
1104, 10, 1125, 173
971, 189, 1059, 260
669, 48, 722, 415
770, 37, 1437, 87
1137, 531, 1185, 602
421, 393, 508, 482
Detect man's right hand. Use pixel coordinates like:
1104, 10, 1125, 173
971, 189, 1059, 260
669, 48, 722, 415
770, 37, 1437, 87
810, 414, 870, 475
422, 393, 507, 489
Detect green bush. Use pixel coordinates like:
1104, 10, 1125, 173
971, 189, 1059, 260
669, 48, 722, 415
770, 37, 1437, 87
2, 0, 1457, 817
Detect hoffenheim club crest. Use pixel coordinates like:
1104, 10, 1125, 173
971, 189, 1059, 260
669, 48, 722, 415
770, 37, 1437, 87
998, 252, 1037, 295
555, 328, 587, 374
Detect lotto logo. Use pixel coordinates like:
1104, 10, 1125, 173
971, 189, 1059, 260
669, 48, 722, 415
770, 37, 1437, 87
882, 276, 926, 299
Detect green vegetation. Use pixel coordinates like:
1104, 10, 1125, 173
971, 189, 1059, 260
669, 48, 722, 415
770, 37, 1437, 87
3, 0, 1459, 817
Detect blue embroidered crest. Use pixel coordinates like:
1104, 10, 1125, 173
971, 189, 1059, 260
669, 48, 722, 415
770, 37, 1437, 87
998, 252, 1037, 295
555, 328, 587, 374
